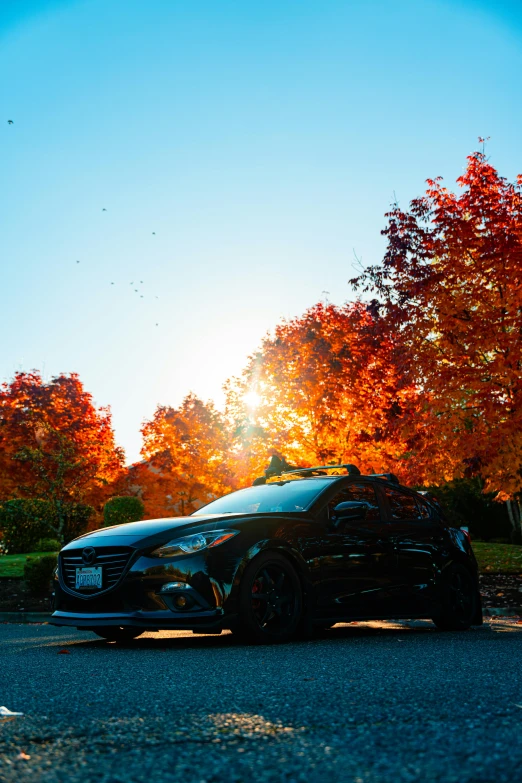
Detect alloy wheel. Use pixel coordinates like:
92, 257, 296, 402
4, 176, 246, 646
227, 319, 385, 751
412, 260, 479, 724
250, 562, 299, 636
448, 570, 474, 620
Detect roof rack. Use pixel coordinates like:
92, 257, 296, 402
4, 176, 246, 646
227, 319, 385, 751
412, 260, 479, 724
279, 463, 361, 478
370, 473, 400, 485
252, 456, 401, 486
252, 456, 362, 485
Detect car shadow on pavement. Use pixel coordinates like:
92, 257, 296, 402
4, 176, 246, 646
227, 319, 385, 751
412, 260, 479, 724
56, 618, 517, 651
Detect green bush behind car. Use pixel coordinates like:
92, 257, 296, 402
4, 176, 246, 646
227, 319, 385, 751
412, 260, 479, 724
24, 554, 58, 595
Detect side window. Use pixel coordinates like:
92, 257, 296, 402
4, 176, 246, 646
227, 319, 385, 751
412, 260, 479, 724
327, 482, 381, 522
384, 487, 419, 521
416, 498, 431, 519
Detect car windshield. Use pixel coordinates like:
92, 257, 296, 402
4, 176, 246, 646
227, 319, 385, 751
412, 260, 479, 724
192, 478, 333, 515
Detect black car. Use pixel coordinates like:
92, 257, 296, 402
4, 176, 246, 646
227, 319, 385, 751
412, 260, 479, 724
50, 460, 482, 643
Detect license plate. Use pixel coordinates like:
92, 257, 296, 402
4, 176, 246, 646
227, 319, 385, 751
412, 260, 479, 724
75, 567, 102, 590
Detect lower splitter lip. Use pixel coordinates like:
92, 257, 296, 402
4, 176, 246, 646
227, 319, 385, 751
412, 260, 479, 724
49, 609, 233, 631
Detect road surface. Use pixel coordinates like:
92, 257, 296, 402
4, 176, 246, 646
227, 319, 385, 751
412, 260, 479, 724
1, 619, 522, 782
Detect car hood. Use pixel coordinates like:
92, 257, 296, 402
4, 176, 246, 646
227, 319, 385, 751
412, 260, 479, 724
62, 514, 245, 550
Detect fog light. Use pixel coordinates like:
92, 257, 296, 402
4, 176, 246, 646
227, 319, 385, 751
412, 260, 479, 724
174, 595, 188, 608
160, 582, 189, 593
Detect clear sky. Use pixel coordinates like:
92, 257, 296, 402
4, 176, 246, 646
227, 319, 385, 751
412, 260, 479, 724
2, 0, 521, 463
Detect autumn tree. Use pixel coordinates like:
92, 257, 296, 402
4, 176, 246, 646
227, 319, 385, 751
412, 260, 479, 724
350, 148, 522, 497
0, 372, 125, 533
226, 302, 426, 482
139, 393, 235, 517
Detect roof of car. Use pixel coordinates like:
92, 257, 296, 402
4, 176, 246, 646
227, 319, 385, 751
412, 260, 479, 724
252, 460, 439, 512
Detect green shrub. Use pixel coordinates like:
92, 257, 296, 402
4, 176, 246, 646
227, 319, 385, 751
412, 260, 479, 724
0, 499, 94, 553
60, 503, 94, 544
103, 496, 144, 527
24, 554, 58, 595
34, 538, 62, 552
0, 499, 55, 554
418, 478, 512, 541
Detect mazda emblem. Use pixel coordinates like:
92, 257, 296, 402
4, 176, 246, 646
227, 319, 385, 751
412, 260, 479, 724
82, 547, 96, 565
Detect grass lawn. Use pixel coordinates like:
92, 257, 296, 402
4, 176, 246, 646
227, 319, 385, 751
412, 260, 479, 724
0, 551, 58, 578
472, 542, 522, 574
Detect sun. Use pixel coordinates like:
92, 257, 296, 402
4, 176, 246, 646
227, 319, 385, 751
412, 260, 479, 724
244, 390, 262, 409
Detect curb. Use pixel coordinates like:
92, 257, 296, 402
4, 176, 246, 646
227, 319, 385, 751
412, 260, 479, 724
0, 612, 51, 623
483, 607, 522, 617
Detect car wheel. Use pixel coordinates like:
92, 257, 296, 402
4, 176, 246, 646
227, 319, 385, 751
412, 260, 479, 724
432, 564, 477, 631
91, 627, 144, 642
236, 552, 303, 644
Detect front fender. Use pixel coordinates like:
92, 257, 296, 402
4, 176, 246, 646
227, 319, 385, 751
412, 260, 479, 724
223, 540, 313, 614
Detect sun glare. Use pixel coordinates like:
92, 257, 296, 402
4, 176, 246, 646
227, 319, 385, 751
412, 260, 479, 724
244, 390, 262, 409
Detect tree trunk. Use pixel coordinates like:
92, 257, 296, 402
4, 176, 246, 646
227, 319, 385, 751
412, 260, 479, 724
506, 499, 522, 544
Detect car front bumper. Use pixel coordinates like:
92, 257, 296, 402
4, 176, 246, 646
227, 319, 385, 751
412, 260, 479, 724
51, 545, 242, 632
49, 608, 232, 632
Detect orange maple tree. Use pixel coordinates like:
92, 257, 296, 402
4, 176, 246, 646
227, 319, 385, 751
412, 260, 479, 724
225, 302, 427, 482
351, 148, 522, 495
138, 393, 236, 517
0, 372, 125, 520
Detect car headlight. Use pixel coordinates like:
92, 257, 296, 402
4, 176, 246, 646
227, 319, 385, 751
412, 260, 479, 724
151, 529, 239, 557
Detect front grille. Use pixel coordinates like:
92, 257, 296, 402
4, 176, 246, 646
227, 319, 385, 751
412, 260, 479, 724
60, 546, 133, 594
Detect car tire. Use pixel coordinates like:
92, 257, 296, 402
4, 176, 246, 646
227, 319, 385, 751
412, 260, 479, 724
432, 564, 477, 631
91, 627, 144, 642
235, 552, 303, 644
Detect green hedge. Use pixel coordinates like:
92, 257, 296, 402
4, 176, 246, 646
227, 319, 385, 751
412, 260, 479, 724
419, 478, 514, 542
24, 554, 58, 595
103, 496, 144, 527
0, 500, 54, 554
34, 537, 62, 552
0, 499, 94, 553
59, 503, 94, 544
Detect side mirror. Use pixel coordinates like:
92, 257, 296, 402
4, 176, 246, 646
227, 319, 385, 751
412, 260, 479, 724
332, 501, 367, 525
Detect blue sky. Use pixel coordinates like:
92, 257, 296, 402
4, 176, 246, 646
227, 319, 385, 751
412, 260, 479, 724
2, 0, 521, 462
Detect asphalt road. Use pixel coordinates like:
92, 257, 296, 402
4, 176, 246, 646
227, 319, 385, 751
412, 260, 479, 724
1, 620, 522, 783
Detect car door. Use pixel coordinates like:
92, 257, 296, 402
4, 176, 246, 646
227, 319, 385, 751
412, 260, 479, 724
317, 480, 394, 618
381, 485, 444, 612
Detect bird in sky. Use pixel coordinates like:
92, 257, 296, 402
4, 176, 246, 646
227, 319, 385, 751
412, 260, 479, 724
152, 232, 156, 235
110, 282, 114, 285
140, 295, 144, 298
134, 289, 138, 292
130, 281, 134, 285
102, 208, 107, 212
156, 323, 159, 327
76, 260, 80, 264
7, 120, 13, 125
140, 280, 143, 283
